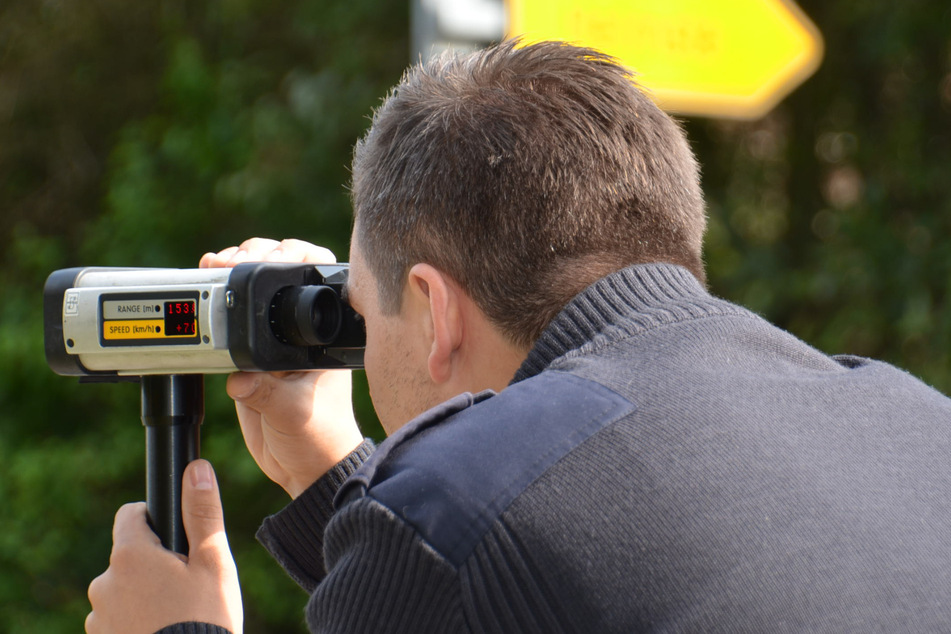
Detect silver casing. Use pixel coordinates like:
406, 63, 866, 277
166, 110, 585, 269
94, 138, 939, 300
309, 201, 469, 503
62, 267, 236, 375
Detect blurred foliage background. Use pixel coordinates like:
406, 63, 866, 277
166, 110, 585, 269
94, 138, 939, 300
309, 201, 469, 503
1, 0, 950, 631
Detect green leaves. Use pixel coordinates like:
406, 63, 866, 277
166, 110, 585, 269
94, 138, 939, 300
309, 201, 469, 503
1, 1, 403, 630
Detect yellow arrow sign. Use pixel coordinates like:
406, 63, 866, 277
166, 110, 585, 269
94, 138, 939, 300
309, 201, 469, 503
506, 0, 824, 120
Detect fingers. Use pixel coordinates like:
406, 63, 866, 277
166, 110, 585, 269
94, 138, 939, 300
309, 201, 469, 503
89, 503, 180, 633
111, 502, 160, 550
88, 489, 243, 633
181, 460, 232, 570
226, 371, 265, 403
199, 238, 278, 268
267, 238, 337, 264
199, 237, 336, 268
225, 369, 359, 498
199, 246, 239, 268
84, 608, 97, 633
227, 370, 346, 426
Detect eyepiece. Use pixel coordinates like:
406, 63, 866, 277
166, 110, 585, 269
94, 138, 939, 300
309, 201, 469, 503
269, 285, 343, 347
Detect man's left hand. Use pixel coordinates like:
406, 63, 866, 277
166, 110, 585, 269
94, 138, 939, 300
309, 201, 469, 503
85, 460, 243, 634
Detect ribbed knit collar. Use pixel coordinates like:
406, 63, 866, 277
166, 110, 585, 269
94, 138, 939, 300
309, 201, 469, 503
512, 263, 749, 383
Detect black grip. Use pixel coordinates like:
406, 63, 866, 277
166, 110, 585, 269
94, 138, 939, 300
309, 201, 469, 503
141, 374, 203, 555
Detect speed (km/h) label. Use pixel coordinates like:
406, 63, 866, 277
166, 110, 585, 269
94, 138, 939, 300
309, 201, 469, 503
104, 319, 167, 340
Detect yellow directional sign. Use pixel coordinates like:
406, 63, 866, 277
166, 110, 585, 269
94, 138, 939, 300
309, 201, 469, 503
506, 0, 824, 120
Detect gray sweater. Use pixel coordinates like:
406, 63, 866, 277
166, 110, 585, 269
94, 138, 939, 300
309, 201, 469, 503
164, 263, 951, 633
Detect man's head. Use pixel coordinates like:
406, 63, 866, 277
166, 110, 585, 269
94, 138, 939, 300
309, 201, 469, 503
350, 40, 706, 350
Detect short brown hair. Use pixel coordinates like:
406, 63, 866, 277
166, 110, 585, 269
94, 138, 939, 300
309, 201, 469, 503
351, 40, 706, 347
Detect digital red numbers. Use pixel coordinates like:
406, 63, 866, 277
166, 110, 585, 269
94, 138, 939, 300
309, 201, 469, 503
168, 302, 193, 315
163, 300, 198, 338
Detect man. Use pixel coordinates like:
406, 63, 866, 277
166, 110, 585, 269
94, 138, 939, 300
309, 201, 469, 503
86, 41, 951, 633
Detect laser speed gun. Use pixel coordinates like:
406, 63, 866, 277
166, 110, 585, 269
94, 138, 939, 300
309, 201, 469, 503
43, 262, 366, 554
44, 262, 365, 378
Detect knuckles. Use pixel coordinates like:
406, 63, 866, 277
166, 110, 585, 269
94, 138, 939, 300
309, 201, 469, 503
108, 541, 145, 578
84, 610, 98, 633
87, 572, 107, 607
239, 237, 279, 252
114, 501, 146, 524
200, 237, 335, 271
226, 372, 266, 405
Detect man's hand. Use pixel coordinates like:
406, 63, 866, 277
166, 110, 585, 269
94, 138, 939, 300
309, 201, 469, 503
86, 460, 243, 634
200, 238, 364, 498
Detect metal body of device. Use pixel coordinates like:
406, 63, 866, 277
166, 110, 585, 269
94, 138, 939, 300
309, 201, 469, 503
44, 262, 365, 377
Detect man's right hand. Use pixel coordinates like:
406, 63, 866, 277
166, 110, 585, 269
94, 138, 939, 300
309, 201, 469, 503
200, 238, 364, 498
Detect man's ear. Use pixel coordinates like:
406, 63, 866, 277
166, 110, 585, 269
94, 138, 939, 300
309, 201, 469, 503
406, 263, 463, 384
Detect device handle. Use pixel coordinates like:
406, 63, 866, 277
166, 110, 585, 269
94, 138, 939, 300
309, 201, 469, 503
140, 374, 203, 554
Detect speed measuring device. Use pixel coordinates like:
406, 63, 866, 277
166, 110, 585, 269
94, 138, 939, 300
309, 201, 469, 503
44, 263, 365, 378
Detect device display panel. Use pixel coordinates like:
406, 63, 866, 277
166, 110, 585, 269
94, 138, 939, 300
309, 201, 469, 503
100, 292, 201, 346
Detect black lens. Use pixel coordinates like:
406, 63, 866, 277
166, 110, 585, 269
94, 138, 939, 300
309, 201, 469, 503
269, 285, 342, 346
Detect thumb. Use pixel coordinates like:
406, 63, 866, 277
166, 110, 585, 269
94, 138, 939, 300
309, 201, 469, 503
182, 460, 230, 564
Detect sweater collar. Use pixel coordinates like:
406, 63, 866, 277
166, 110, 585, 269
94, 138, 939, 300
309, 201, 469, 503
512, 263, 743, 383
